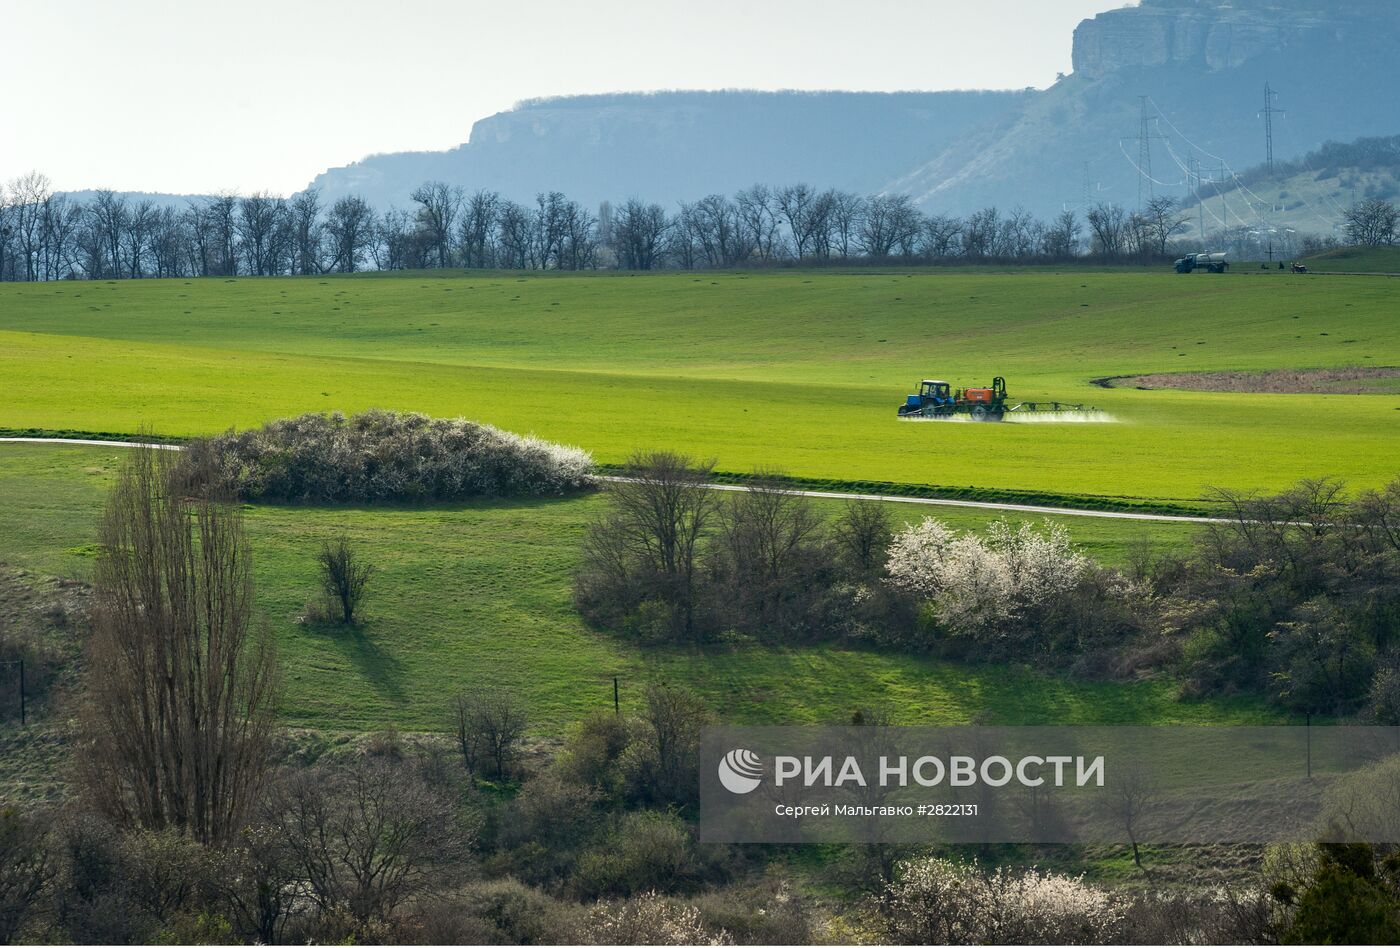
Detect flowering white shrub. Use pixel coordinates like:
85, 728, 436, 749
186, 409, 595, 502
585, 891, 730, 946
885, 517, 1087, 640
880, 856, 1122, 945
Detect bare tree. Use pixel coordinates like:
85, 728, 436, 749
287, 188, 324, 275
961, 206, 999, 259
599, 451, 718, 639
207, 193, 240, 276
89, 189, 129, 278
147, 206, 188, 278
271, 758, 470, 929
122, 199, 158, 278
684, 194, 749, 267
453, 690, 528, 779
1344, 198, 1399, 246
998, 206, 1042, 258
859, 194, 919, 258
1087, 202, 1128, 259
0, 808, 52, 942
410, 180, 464, 268
78, 444, 279, 844
317, 534, 374, 624
496, 200, 534, 269
8, 171, 50, 281
533, 190, 570, 269
631, 682, 710, 807
459, 189, 500, 268
828, 190, 866, 258
326, 196, 375, 273
1103, 759, 1161, 874
1141, 196, 1189, 256
834, 500, 894, 576
613, 198, 671, 270
373, 207, 413, 271
237, 192, 285, 276
776, 183, 823, 260
559, 196, 598, 270
920, 213, 962, 259
40, 191, 83, 279
735, 184, 781, 261
1042, 210, 1082, 260
717, 474, 827, 633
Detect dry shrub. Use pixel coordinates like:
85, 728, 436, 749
420, 879, 583, 945
691, 879, 818, 945
877, 855, 1123, 945
585, 891, 729, 945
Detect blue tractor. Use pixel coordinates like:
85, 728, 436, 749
897, 376, 1093, 421
898, 377, 1008, 421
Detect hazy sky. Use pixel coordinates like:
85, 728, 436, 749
5, 0, 1132, 195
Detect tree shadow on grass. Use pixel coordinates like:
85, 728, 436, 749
311, 620, 408, 705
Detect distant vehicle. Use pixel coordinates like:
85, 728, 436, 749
896, 376, 1093, 422
1174, 252, 1230, 274
1292, 262, 1309, 273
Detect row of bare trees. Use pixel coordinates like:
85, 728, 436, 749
606, 191, 1186, 268
0, 170, 1212, 282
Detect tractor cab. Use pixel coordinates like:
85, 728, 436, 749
919, 380, 953, 404
899, 380, 954, 416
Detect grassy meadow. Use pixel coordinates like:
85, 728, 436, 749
3, 267, 1398, 510
0, 442, 1282, 733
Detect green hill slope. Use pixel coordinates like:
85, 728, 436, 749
1302, 245, 1400, 274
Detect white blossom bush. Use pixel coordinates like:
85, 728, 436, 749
885, 517, 1088, 641
585, 891, 730, 946
184, 409, 596, 502
879, 855, 1123, 945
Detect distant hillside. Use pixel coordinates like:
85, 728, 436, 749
57, 189, 209, 209
890, 0, 1400, 218
307, 90, 1028, 210
1178, 135, 1400, 240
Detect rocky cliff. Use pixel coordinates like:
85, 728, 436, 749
1072, 0, 1400, 78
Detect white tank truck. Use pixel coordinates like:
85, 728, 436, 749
1174, 251, 1230, 274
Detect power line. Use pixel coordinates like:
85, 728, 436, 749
1117, 140, 1184, 189
1259, 83, 1286, 177
1135, 96, 1169, 209
1189, 156, 1205, 239
1147, 96, 1270, 226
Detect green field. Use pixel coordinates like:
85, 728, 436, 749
0, 442, 1281, 732
3, 268, 1398, 509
